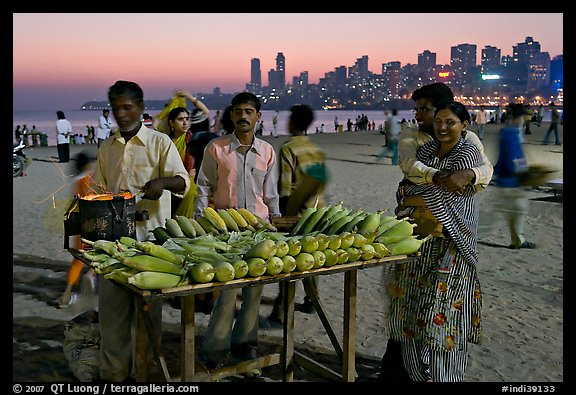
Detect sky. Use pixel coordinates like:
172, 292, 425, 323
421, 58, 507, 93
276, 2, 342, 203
13, 13, 563, 112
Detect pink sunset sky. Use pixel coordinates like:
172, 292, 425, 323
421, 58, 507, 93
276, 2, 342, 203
13, 13, 563, 111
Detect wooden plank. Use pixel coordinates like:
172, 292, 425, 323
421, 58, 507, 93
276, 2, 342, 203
294, 350, 342, 382
207, 353, 281, 381
180, 295, 195, 382
343, 270, 357, 382
282, 281, 296, 382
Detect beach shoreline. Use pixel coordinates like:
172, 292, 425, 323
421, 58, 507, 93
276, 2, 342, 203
13, 123, 563, 382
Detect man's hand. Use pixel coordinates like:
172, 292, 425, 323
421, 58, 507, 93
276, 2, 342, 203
141, 179, 165, 200
434, 169, 475, 195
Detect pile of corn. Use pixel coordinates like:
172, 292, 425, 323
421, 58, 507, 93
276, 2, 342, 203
79, 205, 430, 290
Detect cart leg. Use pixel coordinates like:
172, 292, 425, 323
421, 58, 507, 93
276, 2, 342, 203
181, 295, 195, 381
282, 280, 296, 382
343, 270, 357, 382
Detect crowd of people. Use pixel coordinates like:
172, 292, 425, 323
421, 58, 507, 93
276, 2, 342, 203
55, 78, 559, 383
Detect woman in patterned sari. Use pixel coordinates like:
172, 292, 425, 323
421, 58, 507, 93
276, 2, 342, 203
388, 101, 483, 382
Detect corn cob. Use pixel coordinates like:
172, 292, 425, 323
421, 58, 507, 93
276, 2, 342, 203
218, 209, 240, 232
317, 207, 350, 233
121, 254, 185, 275
196, 216, 219, 234
255, 214, 278, 231
165, 218, 185, 238
376, 219, 417, 245
133, 241, 184, 266
119, 236, 137, 248
386, 234, 432, 256
82, 238, 120, 256
128, 271, 183, 290
238, 208, 259, 228
174, 215, 196, 238
188, 217, 206, 236
104, 267, 139, 284
291, 207, 317, 235
299, 206, 330, 234
203, 207, 228, 232
340, 210, 369, 233
227, 208, 249, 229
316, 201, 343, 227
151, 227, 172, 244
357, 212, 382, 237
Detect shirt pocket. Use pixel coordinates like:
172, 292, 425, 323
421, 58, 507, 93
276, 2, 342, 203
250, 167, 267, 196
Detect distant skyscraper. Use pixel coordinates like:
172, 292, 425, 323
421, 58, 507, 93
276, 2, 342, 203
276, 52, 285, 88
481, 45, 501, 73
550, 55, 563, 93
382, 61, 401, 97
251, 58, 261, 88
451, 43, 477, 88
418, 50, 436, 72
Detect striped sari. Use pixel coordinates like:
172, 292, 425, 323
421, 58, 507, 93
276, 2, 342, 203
389, 138, 483, 381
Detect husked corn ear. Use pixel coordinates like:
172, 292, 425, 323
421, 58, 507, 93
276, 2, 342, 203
128, 271, 183, 290
104, 267, 139, 284
227, 208, 249, 229
165, 218, 185, 238
203, 207, 227, 232
174, 215, 196, 238
218, 209, 240, 232
121, 255, 185, 275
238, 208, 259, 227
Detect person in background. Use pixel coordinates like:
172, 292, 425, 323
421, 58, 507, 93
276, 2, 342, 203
255, 120, 264, 136
536, 104, 545, 127
272, 110, 279, 137
91, 80, 189, 382
543, 102, 561, 146
211, 110, 222, 136
377, 109, 401, 164
523, 106, 533, 135
58, 151, 97, 308
195, 92, 280, 376
220, 105, 235, 135
475, 105, 488, 140
165, 106, 198, 218
334, 115, 339, 132
390, 101, 483, 382
142, 113, 154, 128
268, 104, 329, 325
55, 111, 72, 163
15, 125, 22, 144
478, 103, 537, 250
381, 82, 492, 382
96, 109, 114, 148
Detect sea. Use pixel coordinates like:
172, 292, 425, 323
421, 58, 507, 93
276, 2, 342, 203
12, 108, 558, 147
12, 109, 416, 147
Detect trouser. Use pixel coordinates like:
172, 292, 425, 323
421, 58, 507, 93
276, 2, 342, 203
57, 143, 70, 163
99, 278, 163, 381
201, 285, 263, 362
270, 276, 319, 320
477, 123, 486, 139
544, 123, 561, 145
401, 339, 468, 382
478, 187, 529, 248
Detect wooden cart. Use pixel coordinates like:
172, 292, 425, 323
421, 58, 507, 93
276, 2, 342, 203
69, 250, 416, 382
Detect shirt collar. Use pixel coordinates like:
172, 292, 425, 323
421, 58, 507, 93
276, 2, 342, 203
229, 132, 264, 156
111, 123, 148, 145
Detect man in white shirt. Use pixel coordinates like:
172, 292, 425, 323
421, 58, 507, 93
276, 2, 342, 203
96, 109, 114, 148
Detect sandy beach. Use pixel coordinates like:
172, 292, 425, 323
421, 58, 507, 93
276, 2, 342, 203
13, 122, 563, 383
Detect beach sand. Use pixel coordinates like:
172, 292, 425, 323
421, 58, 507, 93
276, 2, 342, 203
13, 122, 563, 382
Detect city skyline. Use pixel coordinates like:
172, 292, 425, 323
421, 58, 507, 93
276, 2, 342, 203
13, 13, 563, 111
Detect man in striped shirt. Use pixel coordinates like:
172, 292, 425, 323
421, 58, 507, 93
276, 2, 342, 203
195, 92, 280, 375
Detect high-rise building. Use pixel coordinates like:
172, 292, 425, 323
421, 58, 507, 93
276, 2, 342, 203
382, 61, 401, 97
418, 50, 436, 72
481, 45, 501, 73
276, 52, 285, 88
250, 58, 261, 88
550, 55, 563, 93
450, 43, 477, 88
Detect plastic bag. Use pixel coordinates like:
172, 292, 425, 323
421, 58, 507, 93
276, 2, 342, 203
62, 310, 100, 382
